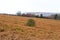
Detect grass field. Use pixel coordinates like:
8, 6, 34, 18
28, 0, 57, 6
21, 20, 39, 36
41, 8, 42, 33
0, 14, 60, 40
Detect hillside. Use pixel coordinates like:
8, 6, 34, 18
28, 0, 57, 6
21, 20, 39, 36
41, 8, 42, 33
0, 15, 60, 40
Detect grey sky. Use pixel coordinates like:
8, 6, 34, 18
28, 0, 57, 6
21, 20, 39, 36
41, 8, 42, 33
0, 0, 60, 14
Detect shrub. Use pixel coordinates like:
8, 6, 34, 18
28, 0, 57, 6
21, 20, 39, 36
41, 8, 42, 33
26, 19, 35, 27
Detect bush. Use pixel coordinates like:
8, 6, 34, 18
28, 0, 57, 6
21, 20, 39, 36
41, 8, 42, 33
26, 19, 35, 27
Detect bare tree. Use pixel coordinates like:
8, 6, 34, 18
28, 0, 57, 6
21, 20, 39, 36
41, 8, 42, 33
17, 11, 21, 16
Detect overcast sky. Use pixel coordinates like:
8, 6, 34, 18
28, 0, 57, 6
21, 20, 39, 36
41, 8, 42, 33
0, 0, 60, 14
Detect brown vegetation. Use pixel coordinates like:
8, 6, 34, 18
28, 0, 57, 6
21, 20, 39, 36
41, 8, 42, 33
0, 14, 60, 40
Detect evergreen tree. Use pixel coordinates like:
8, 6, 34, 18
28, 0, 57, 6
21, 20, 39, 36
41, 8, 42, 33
54, 14, 57, 19
40, 14, 43, 18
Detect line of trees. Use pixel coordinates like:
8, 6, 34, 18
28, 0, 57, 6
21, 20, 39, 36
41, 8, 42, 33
16, 11, 44, 18
16, 11, 60, 20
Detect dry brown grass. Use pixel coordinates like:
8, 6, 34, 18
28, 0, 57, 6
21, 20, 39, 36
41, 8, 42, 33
0, 14, 60, 40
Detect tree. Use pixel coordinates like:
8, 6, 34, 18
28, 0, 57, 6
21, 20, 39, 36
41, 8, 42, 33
54, 14, 57, 19
24, 13, 35, 17
35, 15, 40, 18
57, 14, 60, 19
40, 14, 43, 18
17, 11, 21, 16
22, 13, 26, 16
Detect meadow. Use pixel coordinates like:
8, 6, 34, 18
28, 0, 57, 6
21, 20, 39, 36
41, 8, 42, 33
0, 14, 60, 40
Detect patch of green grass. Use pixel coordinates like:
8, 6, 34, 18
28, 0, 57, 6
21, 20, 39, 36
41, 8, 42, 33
16, 27, 24, 32
4, 24, 12, 30
14, 21, 18, 24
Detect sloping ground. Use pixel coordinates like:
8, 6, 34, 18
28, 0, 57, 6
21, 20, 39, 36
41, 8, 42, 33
0, 15, 60, 40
